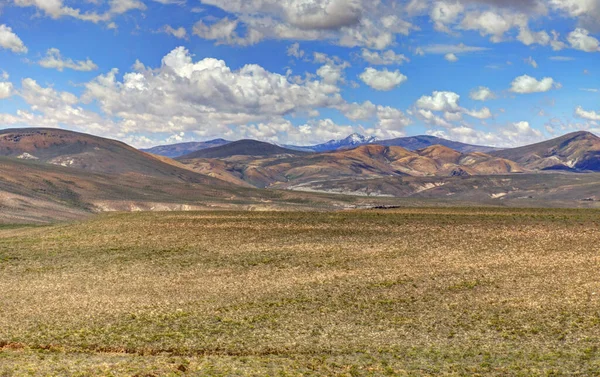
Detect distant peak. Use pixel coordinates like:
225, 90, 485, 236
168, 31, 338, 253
343, 133, 378, 144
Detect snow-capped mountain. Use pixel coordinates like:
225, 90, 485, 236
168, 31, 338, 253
286, 133, 378, 152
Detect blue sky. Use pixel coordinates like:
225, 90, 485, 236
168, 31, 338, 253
0, 0, 599, 148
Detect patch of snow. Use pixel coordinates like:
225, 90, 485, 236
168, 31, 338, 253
16, 153, 38, 160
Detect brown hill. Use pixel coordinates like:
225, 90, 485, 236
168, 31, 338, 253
0, 128, 227, 183
179, 139, 308, 159
180, 144, 524, 188
491, 131, 600, 171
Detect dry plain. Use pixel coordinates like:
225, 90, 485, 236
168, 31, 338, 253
1, 208, 600, 376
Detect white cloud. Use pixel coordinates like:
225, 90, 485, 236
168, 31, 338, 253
287, 42, 305, 58
430, 1, 464, 33
11, 0, 178, 24
549, 55, 575, 61
38, 48, 99, 72
416, 91, 461, 113
317, 61, 350, 85
567, 28, 600, 52
335, 101, 411, 137
460, 10, 526, 43
575, 106, 600, 121
444, 53, 458, 62
0, 24, 28, 53
415, 90, 493, 127
361, 49, 409, 65
0, 82, 13, 99
470, 86, 496, 101
465, 107, 492, 119
430, 121, 544, 148
190, 1, 415, 49
162, 25, 188, 39
359, 67, 407, 91
510, 75, 560, 94
419, 43, 489, 55
79, 46, 346, 136
192, 18, 246, 45
525, 56, 538, 68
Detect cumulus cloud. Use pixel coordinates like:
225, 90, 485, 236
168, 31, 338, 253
460, 10, 527, 42
81, 46, 346, 133
161, 25, 188, 39
510, 75, 560, 94
464, 107, 492, 119
444, 53, 458, 62
38, 48, 99, 72
11, 0, 179, 25
430, 1, 464, 33
416, 91, 461, 113
287, 42, 305, 58
190, 0, 415, 49
0, 82, 13, 99
567, 28, 600, 52
415, 90, 492, 128
470, 86, 496, 101
359, 67, 407, 91
335, 100, 412, 138
575, 106, 600, 121
0, 24, 28, 53
429, 120, 544, 148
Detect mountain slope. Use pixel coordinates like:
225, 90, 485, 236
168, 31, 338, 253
286, 133, 378, 152
179, 144, 523, 188
491, 131, 600, 171
378, 135, 500, 153
141, 139, 230, 158
0, 128, 227, 183
179, 139, 309, 159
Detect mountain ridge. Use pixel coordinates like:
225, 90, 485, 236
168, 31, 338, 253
491, 131, 600, 171
141, 139, 230, 158
179, 139, 309, 159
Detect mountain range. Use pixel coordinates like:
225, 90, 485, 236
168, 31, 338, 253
141, 139, 230, 158
1, 128, 599, 223
146, 133, 500, 158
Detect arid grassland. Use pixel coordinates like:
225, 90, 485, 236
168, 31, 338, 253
1, 209, 600, 376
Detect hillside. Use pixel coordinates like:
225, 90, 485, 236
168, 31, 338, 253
285, 133, 378, 152
284, 133, 498, 153
180, 140, 309, 159
0, 128, 225, 182
378, 135, 500, 153
179, 144, 523, 188
141, 139, 230, 158
0, 129, 400, 223
491, 131, 600, 171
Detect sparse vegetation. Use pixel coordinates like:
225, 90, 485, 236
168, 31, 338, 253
2, 208, 600, 375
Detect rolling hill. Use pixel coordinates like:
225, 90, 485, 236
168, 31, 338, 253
141, 139, 230, 158
285, 133, 378, 152
0, 128, 225, 183
179, 139, 309, 159
2, 128, 600, 223
283, 133, 500, 153
0, 129, 393, 223
378, 135, 500, 153
491, 131, 600, 171
179, 144, 524, 189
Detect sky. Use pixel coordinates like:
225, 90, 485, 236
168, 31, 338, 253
0, 0, 599, 148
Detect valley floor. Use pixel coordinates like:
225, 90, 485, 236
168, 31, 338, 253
1, 209, 600, 376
